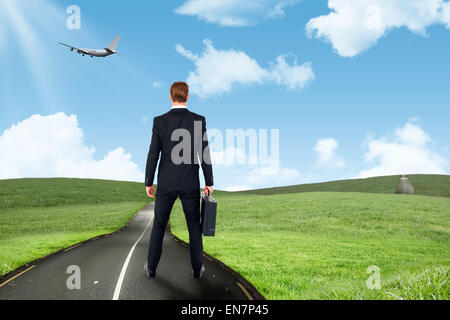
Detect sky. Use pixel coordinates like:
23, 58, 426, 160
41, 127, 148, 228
0, 0, 449, 191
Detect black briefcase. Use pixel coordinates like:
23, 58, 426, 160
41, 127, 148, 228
200, 192, 217, 237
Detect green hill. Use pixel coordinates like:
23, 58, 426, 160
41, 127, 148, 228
170, 175, 450, 300
0, 178, 149, 208
0, 178, 150, 277
242, 174, 450, 198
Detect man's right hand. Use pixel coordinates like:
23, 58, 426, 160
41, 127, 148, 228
146, 185, 156, 198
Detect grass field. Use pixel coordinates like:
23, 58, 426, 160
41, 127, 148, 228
0, 178, 151, 277
1, 175, 448, 299
170, 175, 450, 300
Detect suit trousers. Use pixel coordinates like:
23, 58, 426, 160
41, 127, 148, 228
147, 189, 203, 274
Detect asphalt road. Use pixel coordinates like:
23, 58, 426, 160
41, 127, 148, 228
0, 203, 258, 300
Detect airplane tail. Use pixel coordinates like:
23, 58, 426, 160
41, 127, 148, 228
106, 36, 120, 52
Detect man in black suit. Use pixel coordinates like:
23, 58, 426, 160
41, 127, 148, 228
144, 82, 214, 279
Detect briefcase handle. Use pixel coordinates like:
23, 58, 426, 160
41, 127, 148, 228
203, 190, 215, 198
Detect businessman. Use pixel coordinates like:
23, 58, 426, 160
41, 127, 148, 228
144, 82, 214, 279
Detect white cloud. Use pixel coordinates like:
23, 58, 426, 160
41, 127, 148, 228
357, 122, 447, 178
176, 39, 314, 98
175, 0, 300, 27
223, 185, 253, 192
209, 144, 301, 190
246, 166, 301, 186
0, 113, 144, 182
306, 0, 450, 57
152, 81, 163, 88
443, 2, 450, 26
217, 165, 302, 191
314, 138, 345, 168
211, 146, 248, 166
210, 145, 301, 189
271, 55, 315, 90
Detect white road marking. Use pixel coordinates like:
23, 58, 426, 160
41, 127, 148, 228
112, 209, 154, 300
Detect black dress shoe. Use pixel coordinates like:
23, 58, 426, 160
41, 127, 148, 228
193, 265, 205, 279
144, 263, 156, 278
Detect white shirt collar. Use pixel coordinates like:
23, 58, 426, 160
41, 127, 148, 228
171, 104, 187, 109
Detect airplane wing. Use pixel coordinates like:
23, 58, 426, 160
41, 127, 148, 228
58, 42, 88, 54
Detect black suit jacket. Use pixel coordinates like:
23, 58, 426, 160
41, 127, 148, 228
145, 108, 214, 191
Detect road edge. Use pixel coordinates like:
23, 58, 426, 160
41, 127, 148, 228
167, 223, 266, 301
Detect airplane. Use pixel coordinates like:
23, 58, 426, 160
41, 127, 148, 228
58, 36, 121, 58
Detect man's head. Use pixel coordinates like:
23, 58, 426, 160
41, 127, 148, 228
170, 82, 189, 105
